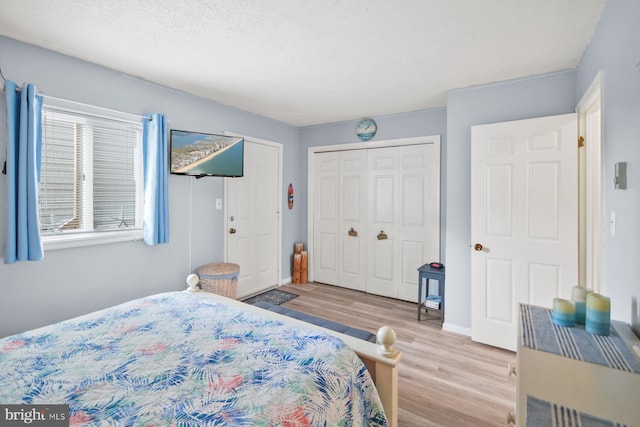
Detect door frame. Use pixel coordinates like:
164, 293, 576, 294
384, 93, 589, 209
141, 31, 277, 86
224, 132, 283, 287
576, 71, 604, 294
307, 135, 441, 283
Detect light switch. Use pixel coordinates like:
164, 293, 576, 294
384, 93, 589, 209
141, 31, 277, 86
610, 210, 616, 236
216, 198, 222, 210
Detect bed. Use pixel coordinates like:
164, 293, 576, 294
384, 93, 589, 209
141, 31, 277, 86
0, 290, 399, 426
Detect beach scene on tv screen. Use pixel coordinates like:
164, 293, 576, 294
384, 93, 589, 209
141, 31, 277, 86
171, 130, 243, 176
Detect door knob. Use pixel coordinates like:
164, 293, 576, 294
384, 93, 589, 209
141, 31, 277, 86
377, 231, 388, 240
474, 243, 483, 251
229, 228, 237, 234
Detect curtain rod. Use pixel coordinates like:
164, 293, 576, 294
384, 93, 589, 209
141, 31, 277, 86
43, 94, 151, 124
3, 87, 151, 124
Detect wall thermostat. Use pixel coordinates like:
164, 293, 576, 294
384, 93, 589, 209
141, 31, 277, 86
615, 162, 627, 189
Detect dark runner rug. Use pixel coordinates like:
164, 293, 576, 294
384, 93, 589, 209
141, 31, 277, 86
242, 289, 298, 306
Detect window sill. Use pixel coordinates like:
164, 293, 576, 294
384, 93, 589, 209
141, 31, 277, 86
42, 229, 143, 251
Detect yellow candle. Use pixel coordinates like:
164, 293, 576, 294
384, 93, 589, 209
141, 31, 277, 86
553, 298, 574, 314
587, 293, 610, 311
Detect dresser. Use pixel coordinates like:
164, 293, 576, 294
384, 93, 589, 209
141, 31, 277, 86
515, 304, 640, 426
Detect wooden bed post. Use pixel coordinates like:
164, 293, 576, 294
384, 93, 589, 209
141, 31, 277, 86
362, 352, 401, 427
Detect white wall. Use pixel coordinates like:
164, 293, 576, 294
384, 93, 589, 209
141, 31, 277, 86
0, 36, 302, 337
576, 0, 640, 334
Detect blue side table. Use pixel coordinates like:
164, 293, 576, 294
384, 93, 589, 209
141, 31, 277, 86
417, 263, 445, 324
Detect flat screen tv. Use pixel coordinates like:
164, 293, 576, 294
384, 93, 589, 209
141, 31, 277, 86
170, 129, 244, 177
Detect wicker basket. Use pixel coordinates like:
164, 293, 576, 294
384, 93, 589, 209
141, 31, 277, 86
196, 263, 240, 299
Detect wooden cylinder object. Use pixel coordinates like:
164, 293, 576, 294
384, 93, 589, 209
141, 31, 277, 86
293, 253, 302, 284
301, 269, 308, 284
294, 242, 304, 254
301, 251, 308, 269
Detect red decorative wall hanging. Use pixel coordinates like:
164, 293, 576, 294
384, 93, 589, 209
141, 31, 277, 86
288, 183, 294, 209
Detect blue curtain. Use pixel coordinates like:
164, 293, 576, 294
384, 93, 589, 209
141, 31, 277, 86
5, 81, 44, 264
142, 113, 169, 245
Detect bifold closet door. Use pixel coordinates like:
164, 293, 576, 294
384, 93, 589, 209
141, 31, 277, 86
366, 144, 440, 301
313, 150, 367, 291
313, 143, 440, 301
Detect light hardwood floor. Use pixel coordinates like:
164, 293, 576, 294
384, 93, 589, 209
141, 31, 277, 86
279, 282, 517, 427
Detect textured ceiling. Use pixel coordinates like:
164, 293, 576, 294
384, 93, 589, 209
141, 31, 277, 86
0, 0, 606, 126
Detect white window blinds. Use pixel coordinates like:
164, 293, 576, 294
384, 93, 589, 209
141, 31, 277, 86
39, 107, 143, 238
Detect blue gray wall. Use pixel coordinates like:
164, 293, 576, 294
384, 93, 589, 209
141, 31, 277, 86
576, 0, 640, 334
300, 108, 448, 259
444, 71, 578, 333
2, 0, 638, 338
0, 36, 302, 337
303, 0, 640, 335
301, 74, 579, 336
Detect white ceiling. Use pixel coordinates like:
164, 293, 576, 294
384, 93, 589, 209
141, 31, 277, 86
0, 0, 606, 127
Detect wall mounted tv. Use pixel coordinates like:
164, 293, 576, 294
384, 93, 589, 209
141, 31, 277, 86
170, 129, 244, 178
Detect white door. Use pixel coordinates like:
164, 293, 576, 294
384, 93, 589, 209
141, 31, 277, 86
339, 150, 367, 291
226, 140, 280, 298
313, 150, 367, 291
366, 147, 398, 298
313, 151, 340, 285
367, 144, 440, 301
471, 114, 578, 351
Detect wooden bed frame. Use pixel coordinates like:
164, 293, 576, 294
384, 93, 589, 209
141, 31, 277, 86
192, 291, 402, 427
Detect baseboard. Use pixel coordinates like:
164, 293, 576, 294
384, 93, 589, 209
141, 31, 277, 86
282, 276, 292, 285
442, 322, 471, 337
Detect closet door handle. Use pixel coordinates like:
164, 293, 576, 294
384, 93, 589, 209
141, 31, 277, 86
229, 228, 237, 234
348, 228, 358, 237
377, 231, 388, 240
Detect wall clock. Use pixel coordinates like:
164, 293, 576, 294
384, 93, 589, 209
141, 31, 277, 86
356, 118, 377, 141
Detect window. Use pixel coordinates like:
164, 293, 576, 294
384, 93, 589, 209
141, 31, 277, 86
39, 99, 144, 249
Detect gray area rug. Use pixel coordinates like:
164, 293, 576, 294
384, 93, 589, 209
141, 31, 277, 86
243, 289, 298, 306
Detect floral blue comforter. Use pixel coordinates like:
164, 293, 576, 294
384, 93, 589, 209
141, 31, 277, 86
0, 292, 387, 426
